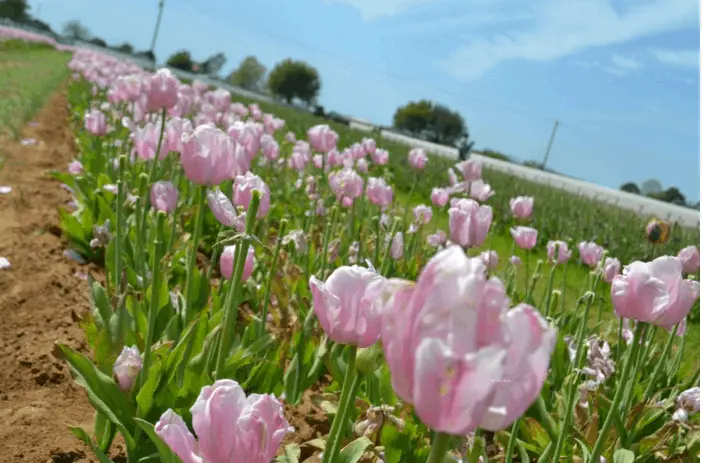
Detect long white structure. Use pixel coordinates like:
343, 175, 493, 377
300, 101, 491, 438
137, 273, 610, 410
36, 34, 703, 229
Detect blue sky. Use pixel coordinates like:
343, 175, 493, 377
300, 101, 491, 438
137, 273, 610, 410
28, 0, 700, 201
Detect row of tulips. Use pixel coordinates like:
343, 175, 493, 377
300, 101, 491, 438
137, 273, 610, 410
48, 43, 701, 463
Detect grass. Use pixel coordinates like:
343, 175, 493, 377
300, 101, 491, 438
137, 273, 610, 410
0, 41, 71, 139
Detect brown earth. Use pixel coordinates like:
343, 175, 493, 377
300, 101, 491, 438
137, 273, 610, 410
0, 86, 333, 462
0, 85, 98, 463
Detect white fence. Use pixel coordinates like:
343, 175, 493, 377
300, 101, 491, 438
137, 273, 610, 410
4, 23, 699, 228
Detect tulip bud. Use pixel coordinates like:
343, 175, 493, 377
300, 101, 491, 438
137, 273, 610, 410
113, 346, 142, 391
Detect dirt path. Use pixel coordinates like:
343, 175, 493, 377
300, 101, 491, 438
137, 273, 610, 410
0, 86, 95, 463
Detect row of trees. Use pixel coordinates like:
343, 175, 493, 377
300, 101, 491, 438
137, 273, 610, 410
620, 180, 696, 208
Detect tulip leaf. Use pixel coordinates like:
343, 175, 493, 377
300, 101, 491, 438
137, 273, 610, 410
134, 418, 178, 463
516, 441, 530, 463
573, 438, 591, 462
59, 208, 88, 242
88, 276, 113, 330
94, 411, 116, 454
338, 436, 374, 463
69, 426, 113, 463
274, 443, 301, 462
55, 343, 136, 449
613, 449, 635, 463
137, 357, 165, 420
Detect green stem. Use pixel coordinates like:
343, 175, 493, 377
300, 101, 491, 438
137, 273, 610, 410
318, 206, 339, 280
643, 323, 679, 398
139, 211, 166, 389
544, 264, 557, 317
615, 317, 624, 371
213, 192, 260, 379
259, 219, 287, 337
505, 419, 520, 461
183, 186, 206, 324
622, 326, 653, 413
113, 156, 126, 296
559, 263, 568, 314
372, 215, 383, 268
322, 346, 358, 463
535, 395, 558, 440
596, 283, 606, 322
425, 432, 452, 463
524, 249, 531, 296
589, 323, 646, 463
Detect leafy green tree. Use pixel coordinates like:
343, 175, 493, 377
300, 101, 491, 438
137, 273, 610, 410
115, 42, 134, 54
62, 20, 91, 41
620, 182, 641, 194
166, 50, 195, 72
650, 187, 687, 205
267, 59, 321, 105
393, 100, 469, 147
228, 56, 267, 91
0, 0, 29, 21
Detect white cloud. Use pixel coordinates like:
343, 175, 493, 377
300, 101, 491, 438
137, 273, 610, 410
649, 48, 699, 69
610, 54, 642, 70
323, 0, 438, 20
437, 0, 697, 81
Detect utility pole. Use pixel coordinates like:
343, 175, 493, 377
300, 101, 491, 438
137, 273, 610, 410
541, 119, 560, 170
149, 0, 165, 65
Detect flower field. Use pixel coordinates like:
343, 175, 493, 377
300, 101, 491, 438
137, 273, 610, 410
0, 33, 700, 463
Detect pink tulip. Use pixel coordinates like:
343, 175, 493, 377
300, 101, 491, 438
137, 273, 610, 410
356, 158, 369, 174
427, 230, 447, 247
309, 265, 387, 347
366, 177, 394, 209
510, 255, 522, 266
68, 160, 83, 175
408, 148, 428, 170
601, 257, 621, 283
350, 143, 365, 159
150, 181, 178, 213
85, 109, 107, 136
260, 134, 280, 161
413, 205, 433, 225
478, 304, 556, 431
469, 180, 495, 202
288, 150, 308, 171
390, 232, 404, 260
308, 124, 339, 153
448, 199, 493, 248
511, 227, 538, 250
249, 103, 262, 120
145, 68, 180, 112
220, 245, 255, 281
480, 250, 499, 269
312, 154, 323, 169
456, 160, 482, 181
381, 247, 511, 434
677, 246, 700, 274
233, 172, 270, 218
578, 241, 604, 267
448, 167, 459, 186
181, 124, 243, 185
155, 380, 293, 463
372, 148, 389, 165
362, 137, 377, 154
133, 122, 170, 161
284, 131, 296, 143
329, 168, 364, 207
547, 240, 571, 265
611, 256, 699, 328
113, 345, 142, 392
236, 122, 263, 160
207, 187, 240, 229
510, 196, 534, 219
165, 117, 193, 153
431, 188, 449, 207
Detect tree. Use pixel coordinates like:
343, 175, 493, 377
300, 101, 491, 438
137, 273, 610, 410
199, 52, 227, 77
115, 42, 134, 54
393, 100, 469, 147
620, 182, 641, 194
650, 187, 687, 205
62, 20, 91, 41
0, 0, 29, 21
228, 56, 266, 91
267, 59, 321, 105
393, 100, 434, 137
166, 50, 195, 72
89, 36, 107, 48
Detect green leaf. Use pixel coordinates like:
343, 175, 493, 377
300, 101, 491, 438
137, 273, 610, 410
134, 418, 178, 463
55, 344, 135, 449
574, 438, 591, 462
274, 444, 301, 462
136, 357, 165, 420
338, 436, 374, 463
516, 441, 530, 463
89, 276, 113, 329
613, 449, 635, 463
69, 426, 113, 463
59, 208, 87, 242
94, 411, 116, 454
